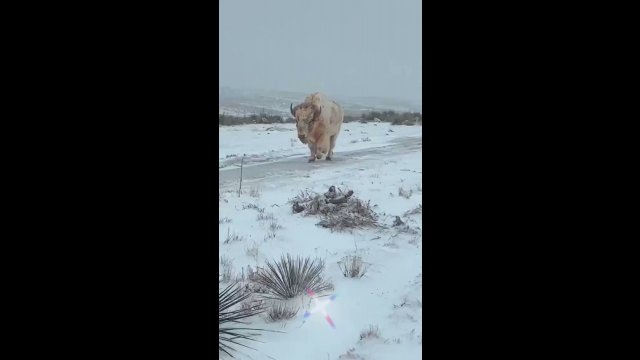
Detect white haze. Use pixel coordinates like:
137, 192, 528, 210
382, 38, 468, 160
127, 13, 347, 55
219, 0, 422, 110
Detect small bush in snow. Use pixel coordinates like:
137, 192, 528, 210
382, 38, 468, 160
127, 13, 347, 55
249, 186, 261, 198
224, 228, 245, 244
255, 254, 333, 299
219, 217, 232, 224
242, 203, 263, 211
256, 211, 275, 222
246, 242, 259, 262
263, 231, 277, 242
268, 219, 282, 232
266, 302, 299, 322
338, 348, 365, 360
403, 204, 422, 216
359, 325, 381, 341
338, 255, 368, 278
220, 256, 233, 283
239, 295, 264, 316
398, 186, 413, 199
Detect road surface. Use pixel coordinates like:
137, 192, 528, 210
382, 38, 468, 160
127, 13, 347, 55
219, 136, 421, 187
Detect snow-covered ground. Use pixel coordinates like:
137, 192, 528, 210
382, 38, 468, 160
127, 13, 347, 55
219, 123, 422, 360
219, 122, 421, 169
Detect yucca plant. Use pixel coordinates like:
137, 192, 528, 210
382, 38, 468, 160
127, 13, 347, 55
254, 254, 333, 300
219, 282, 270, 358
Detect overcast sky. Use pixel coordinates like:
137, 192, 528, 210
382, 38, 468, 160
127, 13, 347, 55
219, 0, 421, 107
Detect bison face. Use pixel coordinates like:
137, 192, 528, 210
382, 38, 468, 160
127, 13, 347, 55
291, 103, 320, 144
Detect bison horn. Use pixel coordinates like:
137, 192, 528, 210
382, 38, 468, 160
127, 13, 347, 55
290, 103, 295, 116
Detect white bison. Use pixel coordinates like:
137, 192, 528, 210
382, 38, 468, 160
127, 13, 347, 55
290, 92, 344, 162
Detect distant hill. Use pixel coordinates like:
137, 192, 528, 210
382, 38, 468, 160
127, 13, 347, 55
219, 87, 421, 118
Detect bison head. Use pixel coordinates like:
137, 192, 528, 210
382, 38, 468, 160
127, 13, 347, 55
291, 103, 321, 144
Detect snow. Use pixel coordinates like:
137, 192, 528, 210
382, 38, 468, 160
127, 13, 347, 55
219, 122, 421, 169
219, 122, 422, 360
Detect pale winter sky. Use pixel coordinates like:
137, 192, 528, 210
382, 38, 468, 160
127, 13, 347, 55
219, 0, 422, 108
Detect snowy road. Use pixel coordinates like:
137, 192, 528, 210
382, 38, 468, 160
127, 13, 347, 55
219, 136, 422, 186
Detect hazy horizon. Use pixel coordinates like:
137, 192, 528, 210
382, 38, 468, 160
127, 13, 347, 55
219, 0, 422, 108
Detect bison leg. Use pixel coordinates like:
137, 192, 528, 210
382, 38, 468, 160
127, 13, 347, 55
327, 133, 339, 160
316, 135, 330, 160
308, 143, 316, 162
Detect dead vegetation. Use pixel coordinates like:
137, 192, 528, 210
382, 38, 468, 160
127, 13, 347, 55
265, 302, 299, 322
338, 255, 369, 278
249, 186, 261, 198
403, 204, 422, 216
224, 228, 245, 244
393, 294, 422, 310
398, 186, 413, 199
359, 325, 382, 341
256, 211, 275, 222
239, 296, 264, 316
219, 256, 233, 283
338, 348, 365, 360
392, 216, 420, 235
257, 212, 281, 241
264, 230, 277, 242
242, 203, 263, 212
246, 242, 259, 262
268, 219, 282, 232
408, 236, 421, 246
290, 186, 379, 232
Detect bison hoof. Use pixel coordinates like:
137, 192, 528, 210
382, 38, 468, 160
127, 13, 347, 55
316, 154, 322, 159
308, 157, 316, 162
326, 156, 332, 161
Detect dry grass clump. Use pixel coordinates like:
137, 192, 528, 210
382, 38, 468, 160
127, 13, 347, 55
224, 228, 245, 244
290, 186, 379, 232
219, 256, 234, 283
256, 210, 275, 222
242, 203, 263, 211
248, 186, 261, 198
403, 204, 422, 216
245, 242, 259, 262
338, 255, 369, 278
392, 216, 419, 235
338, 349, 365, 360
359, 325, 382, 341
398, 186, 413, 199
265, 302, 299, 322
